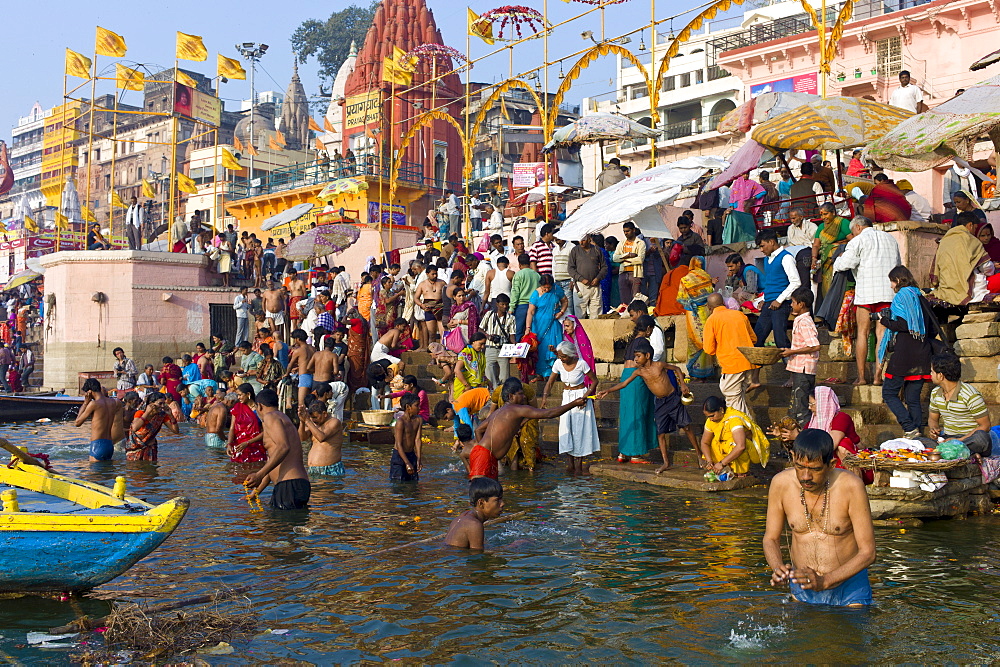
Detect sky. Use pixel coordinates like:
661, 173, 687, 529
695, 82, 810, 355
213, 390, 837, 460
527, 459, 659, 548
1, 0, 727, 135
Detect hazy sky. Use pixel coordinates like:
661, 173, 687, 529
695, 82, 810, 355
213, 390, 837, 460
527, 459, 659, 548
2, 0, 722, 135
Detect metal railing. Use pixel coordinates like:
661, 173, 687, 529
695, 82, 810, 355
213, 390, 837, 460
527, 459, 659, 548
619, 112, 729, 149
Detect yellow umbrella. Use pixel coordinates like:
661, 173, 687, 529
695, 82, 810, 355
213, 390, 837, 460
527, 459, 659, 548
316, 177, 368, 202
751, 97, 913, 151
3, 268, 41, 291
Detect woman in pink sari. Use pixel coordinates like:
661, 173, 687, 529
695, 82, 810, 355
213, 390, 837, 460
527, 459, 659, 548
561, 315, 596, 387
227, 383, 267, 464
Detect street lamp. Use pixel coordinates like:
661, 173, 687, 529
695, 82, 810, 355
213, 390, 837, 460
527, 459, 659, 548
235, 42, 268, 183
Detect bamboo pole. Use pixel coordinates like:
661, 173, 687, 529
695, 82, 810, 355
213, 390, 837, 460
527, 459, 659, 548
57, 68, 68, 253
108, 91, 119, 244
82, 51, 99, 253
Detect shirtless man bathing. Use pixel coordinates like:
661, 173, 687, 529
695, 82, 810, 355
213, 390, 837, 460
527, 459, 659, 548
298, 400, 345, 477
470, 377, 586, 480
261, 279, 287, 342
74, 378, 121, 462
244, 388, 311, 509
415, 265, 446, 350
287, 328, 316, 408
444, 476, 504, 550
764, 428, 876, 607
203, 392, 237, 451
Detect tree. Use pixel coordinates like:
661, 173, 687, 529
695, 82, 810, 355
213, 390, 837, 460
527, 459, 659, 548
291, 3, 378, 81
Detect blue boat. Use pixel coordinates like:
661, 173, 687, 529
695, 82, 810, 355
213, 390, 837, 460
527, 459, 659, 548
0, 446, 189, 592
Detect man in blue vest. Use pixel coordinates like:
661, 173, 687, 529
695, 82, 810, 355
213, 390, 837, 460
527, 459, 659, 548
749, 229, 801, 389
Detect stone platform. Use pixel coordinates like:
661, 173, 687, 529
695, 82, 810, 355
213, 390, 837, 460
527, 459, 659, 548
589, 462, 771, 492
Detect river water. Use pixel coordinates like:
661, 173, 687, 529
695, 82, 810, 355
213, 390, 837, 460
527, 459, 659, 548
1, 420, 999, 663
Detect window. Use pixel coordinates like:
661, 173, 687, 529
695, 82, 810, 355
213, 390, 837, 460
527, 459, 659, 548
631, 84, 648, 100
663, 76, 676, 91
680, 73, 691, 87
876, 36, 902, 77
104, 174, 110, 188
694, 69, 704, 84
137, 166, 142, 181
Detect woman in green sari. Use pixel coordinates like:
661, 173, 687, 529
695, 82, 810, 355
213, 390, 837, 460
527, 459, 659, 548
676, 257, 716, 380
453, 332, 488, 400
811, 202, 854, 299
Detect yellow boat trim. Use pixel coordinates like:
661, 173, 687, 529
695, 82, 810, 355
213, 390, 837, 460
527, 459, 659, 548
0, 497, 189, 533
0, 461, 148, 510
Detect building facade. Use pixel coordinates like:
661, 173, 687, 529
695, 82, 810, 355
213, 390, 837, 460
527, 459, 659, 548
8, 103, 46, 215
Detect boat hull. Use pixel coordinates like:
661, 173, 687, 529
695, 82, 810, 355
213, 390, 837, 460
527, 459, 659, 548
0, 395, 84, 423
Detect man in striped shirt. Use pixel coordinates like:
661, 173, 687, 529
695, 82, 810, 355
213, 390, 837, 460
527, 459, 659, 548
928, 353, 992, 455
528, 224, 556, 276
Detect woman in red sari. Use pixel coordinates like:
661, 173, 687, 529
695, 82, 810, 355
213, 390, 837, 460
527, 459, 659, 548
227, 383, 267, 464
160, 356, 183, 402
345, 307, 370, 396
128, 394, 179, 462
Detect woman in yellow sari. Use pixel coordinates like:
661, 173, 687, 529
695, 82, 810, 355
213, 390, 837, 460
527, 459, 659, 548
698, 395, 770, 476
675, 257, 715, 380
811, 203, 853, 299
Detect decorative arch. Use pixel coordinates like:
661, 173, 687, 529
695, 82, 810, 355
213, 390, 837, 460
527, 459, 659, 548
388, 109, 467, 212
469, 78, 546, 179
546, 43, 657, 136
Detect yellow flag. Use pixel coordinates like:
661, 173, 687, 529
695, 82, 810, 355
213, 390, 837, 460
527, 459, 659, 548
65, 48, 92, 79
24, 214, 37, 233
383, 46, 414, 86
268, 136, 282, 151
81, 206, 97, 222
217, 54, 246, 80
275, 130, 287, 147
308, 117, 321, 132
245, 141, 258, 157
95, 26, 127, 57
54, 211, 69, 230
468, 8, 495, 45
314, 137, 326, 151
220, 148, 242, 171
176, 32, 208, 62
176, 172, 198, 194
323, 116, 335, 132
176, 70, 198, 89
115, 63, 144, 91
110, 190, 126, 207
142, 179, 156, 198
232, 134, 244, 153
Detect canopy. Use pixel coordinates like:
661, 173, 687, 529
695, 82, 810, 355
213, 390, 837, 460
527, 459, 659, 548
556, 156, 727, 241
542, 113, 659, 152
261, 203, 314, 231
284, 224, 361, 261
717, 92, 821, 135
866, 76, 1000, 171
971, 48, 1000, 71
706, 139, 775, 189
751, 97, 913, 151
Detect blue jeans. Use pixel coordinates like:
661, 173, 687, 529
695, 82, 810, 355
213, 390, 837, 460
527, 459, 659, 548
514, 303, 529, 341
882, 376, 924, 432
556, 279, 574, 317
755, 300, 792, 348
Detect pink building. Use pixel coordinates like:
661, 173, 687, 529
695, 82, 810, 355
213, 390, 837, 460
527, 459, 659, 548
717, 0, 1000, 211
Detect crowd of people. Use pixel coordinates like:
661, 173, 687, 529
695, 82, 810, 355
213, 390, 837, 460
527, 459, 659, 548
0, 286, 41, 393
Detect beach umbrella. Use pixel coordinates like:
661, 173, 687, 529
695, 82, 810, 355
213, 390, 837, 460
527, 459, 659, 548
971, 48, 1000, 71
60, 176, 83, 225
556, 155, 727, 241
316, 177, 368, 202
751, 97, 913, 151
3, 268, 41, 291
261, 203, 314, 231
707, 139, 776, 189
542, 113, 659, 152
717, 91, 821, 135
866, 75, 1000, 171
284, 224, 361, 261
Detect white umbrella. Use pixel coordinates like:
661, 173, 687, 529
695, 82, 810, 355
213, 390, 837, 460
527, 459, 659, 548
261, 203, 314, 231
556, 156, 727, 241
60, 176, 83, 225
524, 183, 573, 203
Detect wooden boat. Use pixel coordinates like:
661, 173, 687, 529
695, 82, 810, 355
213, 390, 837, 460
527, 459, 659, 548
0, 393, 84, 422
0, 445, 189, 592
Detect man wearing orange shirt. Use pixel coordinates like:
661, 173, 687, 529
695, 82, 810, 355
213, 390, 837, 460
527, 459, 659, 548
703, 292, 757, 416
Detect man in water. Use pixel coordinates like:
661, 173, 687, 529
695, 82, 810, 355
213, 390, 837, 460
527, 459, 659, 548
287, 328, 316, 408
310, 338, 337, 386
298, 400, 345, 476
444, 476, 505, 550
763, 428, 875, 607
245, 389, 311, 510
74, 378, 119, 462
204, 393, 237, 451
391, 393, 424, 481
473, 378, 586, 479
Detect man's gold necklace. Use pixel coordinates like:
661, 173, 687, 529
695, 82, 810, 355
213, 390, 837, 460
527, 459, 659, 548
800, 480, 830, 538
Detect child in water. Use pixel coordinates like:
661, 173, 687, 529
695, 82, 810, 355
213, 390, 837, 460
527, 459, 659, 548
444, 476, 504, 550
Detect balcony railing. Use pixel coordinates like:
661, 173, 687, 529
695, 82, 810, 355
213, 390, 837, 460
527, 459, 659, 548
620, 113, 729, 149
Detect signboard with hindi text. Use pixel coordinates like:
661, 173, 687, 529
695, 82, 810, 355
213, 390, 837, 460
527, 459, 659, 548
345, 92, 383, 130
512, 162, 547, 188
174, 83, 222, 127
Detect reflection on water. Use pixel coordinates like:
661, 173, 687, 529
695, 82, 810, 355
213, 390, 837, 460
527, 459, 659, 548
1, 421, 999, 662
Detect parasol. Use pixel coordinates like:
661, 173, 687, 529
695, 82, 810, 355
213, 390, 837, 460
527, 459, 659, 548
717, 92, 821, 135
261, 203, 314, 231
556, 155, 727, 241
317, 177, 368, 203
60, 176, 83, 226
3, 268, 41, 291
543, 113, 659, 152
707, 139, 775, 189
866, 75, 1000, 171
284, 224, 361, 261
751, 97, 913, 151
971, 48, 1000, 71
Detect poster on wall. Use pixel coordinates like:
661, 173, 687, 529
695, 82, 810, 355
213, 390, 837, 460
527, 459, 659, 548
512, 162, 547, 188
174, 83, 222, 127
367, 202, 407, 227
750, 73, 818, 98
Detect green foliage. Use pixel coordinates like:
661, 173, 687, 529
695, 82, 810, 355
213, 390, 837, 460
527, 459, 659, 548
291, 2, 378, 81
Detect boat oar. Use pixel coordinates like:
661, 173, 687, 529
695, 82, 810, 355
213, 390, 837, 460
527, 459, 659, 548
0, 438, 46, 468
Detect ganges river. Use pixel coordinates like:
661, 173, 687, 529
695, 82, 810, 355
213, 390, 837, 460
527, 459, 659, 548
1, 420, 999, 663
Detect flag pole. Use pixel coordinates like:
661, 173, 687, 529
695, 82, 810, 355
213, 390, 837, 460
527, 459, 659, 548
82, 42, 99, 253
387, 75, 395, 250
57, 66, 69, 253
543, 0, 550, 226
108, 88, 120, 244
168, 59, 179, 249
464, 34, 471, 248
